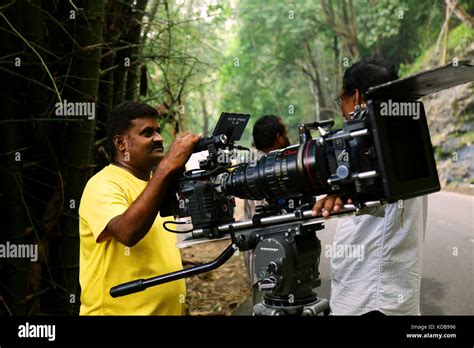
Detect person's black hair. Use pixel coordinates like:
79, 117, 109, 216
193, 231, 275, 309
107, 100, 158, 160
343, 57, 398, 98
253, 115, 285, 151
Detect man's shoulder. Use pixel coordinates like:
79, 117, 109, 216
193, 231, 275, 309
79, 165, 130, 216
83, 165, 128, 195
87, 164, 125, 184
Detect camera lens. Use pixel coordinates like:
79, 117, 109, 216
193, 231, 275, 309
221, 140, 331, 200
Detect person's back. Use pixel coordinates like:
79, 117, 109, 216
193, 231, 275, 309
331, 196, 427, 315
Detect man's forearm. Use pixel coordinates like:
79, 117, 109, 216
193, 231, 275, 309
106, 159, 177, 246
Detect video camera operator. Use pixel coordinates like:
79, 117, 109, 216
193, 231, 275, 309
78, 101, 201, 315
312, 57, 427, 315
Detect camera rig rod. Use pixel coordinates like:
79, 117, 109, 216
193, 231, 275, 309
110, 243, 237, 298
195, 200, 383, 236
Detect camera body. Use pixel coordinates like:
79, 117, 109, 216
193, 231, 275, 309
173, 176, 235, 238
161, 112, 250, 238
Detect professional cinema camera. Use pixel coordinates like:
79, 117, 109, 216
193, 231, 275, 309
111, 61, 474, 316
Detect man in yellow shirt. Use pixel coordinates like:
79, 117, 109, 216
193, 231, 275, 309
79, 101, 200, 315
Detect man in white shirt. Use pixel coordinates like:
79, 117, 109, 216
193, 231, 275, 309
312, 57, 427, 315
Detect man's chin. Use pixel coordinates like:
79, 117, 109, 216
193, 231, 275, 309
150, 151, 164, 162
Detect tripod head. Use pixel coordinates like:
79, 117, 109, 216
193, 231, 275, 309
251, 219, 326, 315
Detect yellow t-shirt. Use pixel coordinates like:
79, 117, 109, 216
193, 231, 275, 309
79, 164, 185, 315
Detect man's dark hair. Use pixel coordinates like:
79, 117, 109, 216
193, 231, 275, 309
253, 115, 285, 151
343, 57, 399, 98
107, 100, 158, 160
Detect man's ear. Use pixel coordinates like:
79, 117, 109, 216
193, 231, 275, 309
353, 89, 366, 106
352, 89, 361, 106
276, 133, 284, 148
113, 135, 126, 154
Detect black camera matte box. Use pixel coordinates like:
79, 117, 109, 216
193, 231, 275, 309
367, 99, 440, 203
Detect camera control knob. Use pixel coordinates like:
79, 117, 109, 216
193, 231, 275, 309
218, 134, 228, 144
258, 276, 278, 291
336, 165, 349, 179
267, 261, 280, 274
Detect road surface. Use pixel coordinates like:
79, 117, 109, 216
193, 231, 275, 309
234, 190, 473, 315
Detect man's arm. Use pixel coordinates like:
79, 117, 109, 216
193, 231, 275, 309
99, 133, 200, 246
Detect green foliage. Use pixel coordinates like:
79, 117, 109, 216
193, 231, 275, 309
217, 0, 338, 145
214, 0, 451, 145
139, 0, 458, 147
459, 131, 474, 146
447, 23, 474, 53
356, 0, 408, 51
399, 23, 474, 76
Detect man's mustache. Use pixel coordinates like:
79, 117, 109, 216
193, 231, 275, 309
151, 143, 164, 151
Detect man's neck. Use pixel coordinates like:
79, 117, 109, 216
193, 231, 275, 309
113, 160, 150, 181
260, 145, 279, 154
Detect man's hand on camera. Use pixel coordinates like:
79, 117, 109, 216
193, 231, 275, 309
312, 195, 352, 218
161, 132, 201, 172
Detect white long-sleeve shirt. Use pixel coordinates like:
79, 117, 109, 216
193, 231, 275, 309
330, 196, 427, 315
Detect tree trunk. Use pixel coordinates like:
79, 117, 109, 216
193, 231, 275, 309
142, 0, 160, 43
333, 34, 340, 95
341, 0, 359, 57
21, 0, 54, 315
442, 11, 450, 65
0, 1, 28, 315
125, 0, 148, 101
199, 88, 209, 136
113, 4, 132, 106
308, 79, 321, 121
447, 0, 474, 28
98, 0, 123, 163
320, 0, 359, 58
304, 42, 332, 120
59, 0, 105, 314
434, 2, 454, 65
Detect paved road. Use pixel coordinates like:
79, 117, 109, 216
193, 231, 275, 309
419, 191, 473, 314
234, 191, 473, 315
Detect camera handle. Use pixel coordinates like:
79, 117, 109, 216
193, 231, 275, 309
298, 120, 335, 143
110, 243, 238, 298
109, 225, 241, 298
